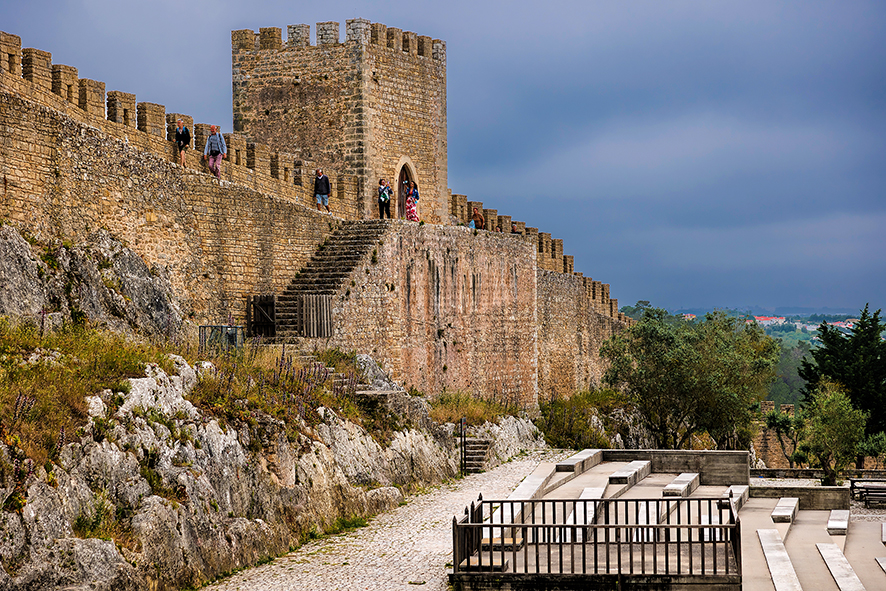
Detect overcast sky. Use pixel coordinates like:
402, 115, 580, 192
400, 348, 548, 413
3, 0, 884, 313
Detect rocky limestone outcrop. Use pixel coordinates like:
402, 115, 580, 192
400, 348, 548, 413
0, 224, 184, 338
0, 355, 543, 591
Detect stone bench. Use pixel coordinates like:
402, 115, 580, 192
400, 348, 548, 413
826, 510, 849, 535
458, 556, 509, 571
560, 487, 605, 542
609, 460, 651, 486
758, 529, 803, 591
719, 485, 750, 512
816, 543, 865, 591
483, 462, 555, 547
555, 449, 602, 473
771, 497, 799, 523
662, 472, 699, 497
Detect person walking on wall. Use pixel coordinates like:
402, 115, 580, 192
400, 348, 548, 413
470, 207, 485, 230
175, 119, 190, 167
378, 178, 392, 219
315, 168, 331, 213
203, 125, 227, 180
405, 180, 420, 222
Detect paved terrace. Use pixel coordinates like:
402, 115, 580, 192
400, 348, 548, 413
451, 449, 886, 591
202, 448, 886, 591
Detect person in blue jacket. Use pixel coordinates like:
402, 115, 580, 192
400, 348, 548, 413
203, 125, 227, 180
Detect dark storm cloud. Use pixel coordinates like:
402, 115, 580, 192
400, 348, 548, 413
2, 0, 883, 311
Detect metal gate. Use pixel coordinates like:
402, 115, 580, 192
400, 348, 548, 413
246, 295, 276, 338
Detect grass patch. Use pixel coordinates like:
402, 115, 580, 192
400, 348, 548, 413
71, 491, 136, 550
536, 389, 631, 449
0, 318, 175, 466
188, 345, 383, 443
328, 515, 369, 534
429, 390, 520, 426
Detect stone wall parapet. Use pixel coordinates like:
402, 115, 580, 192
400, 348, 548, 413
232, 21, 445, 61
0, 28, 361, 217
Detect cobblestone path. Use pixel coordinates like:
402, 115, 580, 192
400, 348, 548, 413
205, 449, 568, 591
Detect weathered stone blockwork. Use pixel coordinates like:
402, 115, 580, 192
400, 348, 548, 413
298, 222, 539, 405
1, 25, 633, 405
537, 270, 629, 396
231, 20, 448, 224
0, 82, 336, 324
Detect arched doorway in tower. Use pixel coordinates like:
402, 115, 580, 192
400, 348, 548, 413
397, 166, 413, 219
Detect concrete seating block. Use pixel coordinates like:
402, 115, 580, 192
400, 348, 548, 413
458, 556, 509, 571
816, 543, 865, 591
720, 485, 750, 512
877, 556, 886, 574
826, 510, 849, 535
758, 529, 803, 591
771, 497, 799, 523
559, 487, 605, 543
662, 472, 699, 497
609, 460, 651, 486
555, 449, 602, 473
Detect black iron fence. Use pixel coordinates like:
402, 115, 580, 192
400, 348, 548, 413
459, 417, 467, 475
452, 496, 741, 577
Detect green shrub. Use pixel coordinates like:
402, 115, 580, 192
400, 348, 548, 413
536, 389, 630, 449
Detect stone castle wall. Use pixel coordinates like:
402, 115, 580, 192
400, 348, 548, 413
231, 21, 448, 224
319, 222, 539, 405
537, 270, 628, 397
0, 70, 338, 324
1, 26, 631, 402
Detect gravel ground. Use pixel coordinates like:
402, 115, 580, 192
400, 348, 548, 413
204, 449, 571, 591
752, 477, 886, 521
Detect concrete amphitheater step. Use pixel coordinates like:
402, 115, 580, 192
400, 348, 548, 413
816, 543, 865, 591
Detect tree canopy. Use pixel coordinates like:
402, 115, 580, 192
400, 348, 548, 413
601, 308, 779, 449
799, 305, 886, 435
799, 380, 867, 486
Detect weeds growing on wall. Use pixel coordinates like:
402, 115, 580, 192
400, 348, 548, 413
0, 318, 174, 468
429, 390, 521, 426
536, 389, 632, 449
187, 343, 383, 443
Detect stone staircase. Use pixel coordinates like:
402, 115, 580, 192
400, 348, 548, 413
276, 220, 389, 340
463, 438, 491, 474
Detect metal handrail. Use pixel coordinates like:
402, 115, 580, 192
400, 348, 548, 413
452, 496, 741, 577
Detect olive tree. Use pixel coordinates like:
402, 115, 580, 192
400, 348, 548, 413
601, 308, 778, 449
799, 381, 867, 486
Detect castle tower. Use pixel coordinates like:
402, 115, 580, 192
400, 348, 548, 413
231, 19, 448, 223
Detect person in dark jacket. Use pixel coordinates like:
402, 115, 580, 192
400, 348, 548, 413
378, 178, 392, 219
174, 119, 190, 167
314, 168, 331, 212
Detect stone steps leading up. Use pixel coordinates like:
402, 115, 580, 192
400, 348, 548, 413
275, 220, 391, 335
463, 438, 490, 474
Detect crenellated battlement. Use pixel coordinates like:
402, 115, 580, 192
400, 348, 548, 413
448, 193, 629, 323
231, 19, 444, 61
1, 22, 628, 326
0, 29, 365, 218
